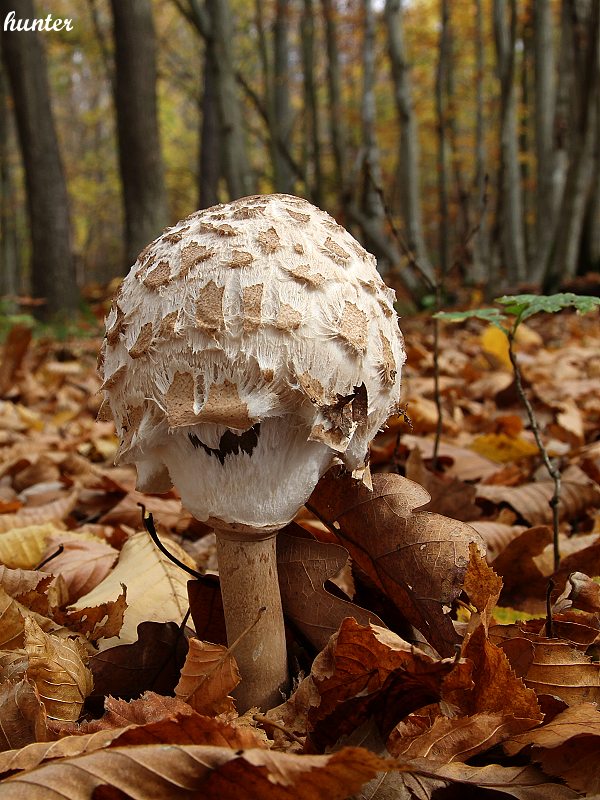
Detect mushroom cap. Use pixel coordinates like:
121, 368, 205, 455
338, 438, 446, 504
100, 194, 405, 531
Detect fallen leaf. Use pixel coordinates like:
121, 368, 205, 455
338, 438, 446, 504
0, 744, 391, 800
308, 468, 484, 656
70, 532, 195, 649
39, 535, 119, 602
405, 448, 481, 520
477, 480, 600, 526
23, 617, 93, 721
277, 528, 385, 651
0, 678, 50, 752
175, 638, 240, 716
89, 621, 189, 700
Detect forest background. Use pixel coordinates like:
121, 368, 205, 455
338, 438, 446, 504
1, 0, 599, 320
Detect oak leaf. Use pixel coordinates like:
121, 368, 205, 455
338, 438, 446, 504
308, 468, 484, 656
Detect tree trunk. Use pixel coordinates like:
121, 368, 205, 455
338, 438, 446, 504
0, 0, 78, 317
493, 0, 527, 284
198, 40, 220, 209
531, 0, 557, 280
205, 0, 254, 200
472, 0, 490, 284
546, 0, 600, 286
272, 0, 294, 193
301, 0, 323, 206
359, 0, 386, 255
0, 55, 19, 301
322, 0, 347, 210
436, 0, 451, 280
385, 0, 434, 282
110, 0, 168, 268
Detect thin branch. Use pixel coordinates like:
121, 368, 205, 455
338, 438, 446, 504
507, 332, 562, 570
139, 503, 205, 580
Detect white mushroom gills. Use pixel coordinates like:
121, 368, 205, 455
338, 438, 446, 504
99, 193, 406, 710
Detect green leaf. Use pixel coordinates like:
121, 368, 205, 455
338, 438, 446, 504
434, 308, 509, 331
495, 293, 600, 323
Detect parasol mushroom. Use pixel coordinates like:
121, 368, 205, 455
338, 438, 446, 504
99, 193, 405, 711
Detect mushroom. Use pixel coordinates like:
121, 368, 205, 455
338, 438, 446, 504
99, 193, 405, 711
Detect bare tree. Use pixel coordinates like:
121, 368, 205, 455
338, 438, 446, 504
322, 0, 347, 208
0, 0, 78, 317
301, 0, 323, 205
385, 0, 433, 281
546, 0, 600, 285
0, 54, 19, 301
531, 0, 556, 280
472, 0, 490, 283
493, 0, 527, 284
198, 39, 220, 208
436, 0, 451, 279
272, 0, 294, 192
110, 0, 168, 266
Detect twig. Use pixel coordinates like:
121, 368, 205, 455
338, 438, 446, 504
35, 544, 64, 571
139, 503, 204, 580
545, 578, 555, 638
506, 334, 562, 570
253, 713, 305, 746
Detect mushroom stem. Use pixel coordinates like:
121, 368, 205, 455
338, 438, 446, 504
215, 529, 288, 711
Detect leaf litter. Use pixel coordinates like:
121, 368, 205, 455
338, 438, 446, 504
0, 309, 598, 797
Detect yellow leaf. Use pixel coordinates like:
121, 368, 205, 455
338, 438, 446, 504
481, 325, 512, 371
470, 433, 539, 463
0, 525, 101, 570
70, 532, 196, 650
24, 617, 93, 721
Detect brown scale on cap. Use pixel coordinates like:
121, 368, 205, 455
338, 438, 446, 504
143, 261, 172, 290
256, 227, 281, 253
242, 284, 264, 332
225, 249, 254, 268
128, 323, 154, 359
195, 281, 225, 335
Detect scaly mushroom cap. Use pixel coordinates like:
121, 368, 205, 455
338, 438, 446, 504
99, 194, 405, 531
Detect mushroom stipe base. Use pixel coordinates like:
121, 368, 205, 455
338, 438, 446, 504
215, 529, 289, 711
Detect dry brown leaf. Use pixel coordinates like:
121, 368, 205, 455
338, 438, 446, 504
491, 526, 553, 611
89, 621, 189, 700
371, 758, 580, 799
0, 678, 50, 752
277, 528, 385, 651
405, 448, 481, 521
308, 468, 484, 656
55, 586, 127, 642
70, 531, 194, 649
0, 489, 79, 533
0, 744, 391, 799
175, 637, 240, 716
0, 326, 32, 398
40, 535, 119, 602
272, 618, 472, 753
0, 565, 48, 598
389, 711, 541, 763
401, 434, 499, 482
504, 703, 600, 796
469, 520, 527, 562
552, 571, 600, 614
477, 480, 600, 526
23, 617, 93, 721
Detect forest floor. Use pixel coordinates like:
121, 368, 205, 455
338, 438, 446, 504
0, 307, 599, 798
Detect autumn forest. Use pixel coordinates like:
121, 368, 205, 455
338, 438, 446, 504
1, 0, 600, 316
1, 1, 600, 799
